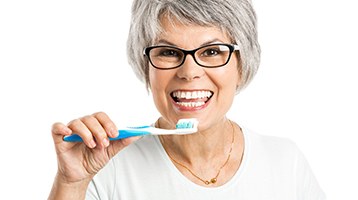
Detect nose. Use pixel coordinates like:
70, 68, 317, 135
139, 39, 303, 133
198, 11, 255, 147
176, 54, 205, 81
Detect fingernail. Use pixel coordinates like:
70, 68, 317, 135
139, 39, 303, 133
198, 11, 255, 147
103, 137, 110, 147
89, 139, 97, 148
111, 128, 118, 137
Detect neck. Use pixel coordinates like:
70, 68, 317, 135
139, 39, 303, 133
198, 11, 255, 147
159, 117, 234, 164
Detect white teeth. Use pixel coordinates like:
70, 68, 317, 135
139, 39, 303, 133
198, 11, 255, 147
172, 90, 213, 100
180, 92, 186, 99
185, 92, 191, 99
176, 101, 205, 107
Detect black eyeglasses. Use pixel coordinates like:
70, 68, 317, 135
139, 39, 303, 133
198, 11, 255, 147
143, 43, 240, 70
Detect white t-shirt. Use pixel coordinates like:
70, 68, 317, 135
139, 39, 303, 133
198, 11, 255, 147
86, 127, 326, 200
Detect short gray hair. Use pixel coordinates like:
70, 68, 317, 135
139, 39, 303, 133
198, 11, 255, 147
127, 0, 260, 91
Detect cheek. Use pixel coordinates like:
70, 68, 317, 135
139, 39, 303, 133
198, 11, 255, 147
148, 68, 174, 99
148, 69, 161, 101
148, 68, 163, 92
212, 64, 240, 91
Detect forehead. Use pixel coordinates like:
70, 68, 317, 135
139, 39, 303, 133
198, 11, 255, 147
155, 16, 232, 47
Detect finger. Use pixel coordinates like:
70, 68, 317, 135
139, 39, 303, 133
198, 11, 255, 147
51, 122, 72, 143
81, 115, 109, 148
67, 119, 97, 148
92, 112, 118, 138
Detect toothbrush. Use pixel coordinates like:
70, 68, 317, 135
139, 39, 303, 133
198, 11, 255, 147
63, 118, 199, 142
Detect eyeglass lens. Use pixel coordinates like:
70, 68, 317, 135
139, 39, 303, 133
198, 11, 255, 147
148, 44, 232, 69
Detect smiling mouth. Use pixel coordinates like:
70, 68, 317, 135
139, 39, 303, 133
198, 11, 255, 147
170, 90, 214, 108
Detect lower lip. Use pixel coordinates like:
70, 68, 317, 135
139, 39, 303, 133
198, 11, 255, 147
171, 99, 211, 111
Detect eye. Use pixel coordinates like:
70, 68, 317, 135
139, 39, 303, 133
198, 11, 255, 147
158, 48, 180, 57
201, 48, 220, 57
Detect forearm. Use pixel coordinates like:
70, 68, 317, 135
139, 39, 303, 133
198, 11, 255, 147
48, 174, 91, 200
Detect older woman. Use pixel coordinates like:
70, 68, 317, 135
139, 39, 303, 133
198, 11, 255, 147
49, 0, 325, 199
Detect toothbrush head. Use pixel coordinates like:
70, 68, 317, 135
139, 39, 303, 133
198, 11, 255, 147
175, 118, 199, 134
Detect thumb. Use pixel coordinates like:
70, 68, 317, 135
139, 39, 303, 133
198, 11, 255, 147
51, 122, 72, 144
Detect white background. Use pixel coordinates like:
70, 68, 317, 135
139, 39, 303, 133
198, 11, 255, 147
0, 0, 357, 199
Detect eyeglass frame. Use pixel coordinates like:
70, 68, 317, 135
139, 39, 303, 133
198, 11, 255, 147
143, 43, 240, 70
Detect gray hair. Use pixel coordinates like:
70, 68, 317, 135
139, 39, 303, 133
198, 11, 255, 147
127, 0, 260, 91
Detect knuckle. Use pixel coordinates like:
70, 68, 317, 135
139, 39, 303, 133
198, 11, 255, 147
93, 111, 107, 118
81, 115, 94, 122
67, 118, 81, 127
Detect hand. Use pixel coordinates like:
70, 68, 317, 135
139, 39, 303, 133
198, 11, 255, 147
51, 112, 140, 184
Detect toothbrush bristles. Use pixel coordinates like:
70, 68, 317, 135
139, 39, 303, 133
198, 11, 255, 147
176, 118, 199, 129
176, 122, 191, 129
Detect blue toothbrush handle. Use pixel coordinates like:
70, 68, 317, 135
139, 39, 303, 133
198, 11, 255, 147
63, 128, 151, 142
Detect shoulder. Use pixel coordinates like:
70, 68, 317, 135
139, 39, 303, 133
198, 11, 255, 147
238, 128, 326, 198
243, 127, 299, 154
242, 127, 302, 170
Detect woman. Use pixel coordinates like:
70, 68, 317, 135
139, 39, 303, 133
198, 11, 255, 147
49, 0, 325, 199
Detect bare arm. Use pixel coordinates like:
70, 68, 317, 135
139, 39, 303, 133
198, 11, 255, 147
48, 173, 91, 200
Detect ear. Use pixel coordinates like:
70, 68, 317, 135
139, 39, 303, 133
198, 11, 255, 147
236, 75, 242, 88
235, 83, 241, 94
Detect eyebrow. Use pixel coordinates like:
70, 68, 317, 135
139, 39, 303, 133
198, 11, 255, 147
155, 38, 225, 48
